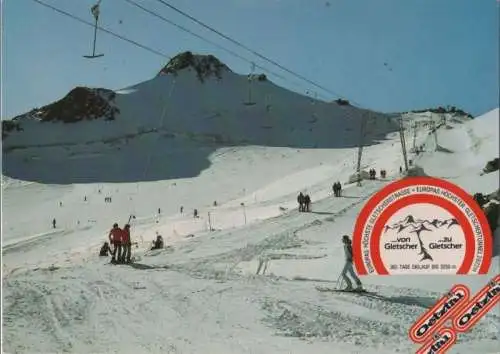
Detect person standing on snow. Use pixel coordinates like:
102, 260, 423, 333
297, 192, 305, 212
108, 223, 123, 263
304, 194, 311, 212
340, 235, 363, 291
120, 224, 132, 264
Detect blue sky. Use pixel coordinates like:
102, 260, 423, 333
3, 0, 498, 119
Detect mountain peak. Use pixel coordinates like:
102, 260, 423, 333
158, 51, 231, 82
404, 215, 415, 224
9, 87, 119, 126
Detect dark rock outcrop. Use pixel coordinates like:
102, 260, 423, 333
158, 51, 230, 82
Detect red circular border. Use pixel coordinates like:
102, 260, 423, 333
370, 195, 475, 275
353, 176, 492, 275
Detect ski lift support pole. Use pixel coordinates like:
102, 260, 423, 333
91, 15, 98, 56
356, 111, 368, 185
399, 115, 409, 172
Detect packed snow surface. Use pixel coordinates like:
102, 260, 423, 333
2, 87, 499, 354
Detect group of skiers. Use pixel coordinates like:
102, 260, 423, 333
101, 223, 132, 264
332, 182, 343, 197
297, 192, 312, 212
368, 169, 377, 180
100, 223, 166, 262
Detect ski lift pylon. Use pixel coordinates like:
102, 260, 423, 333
83, 1, 104, 59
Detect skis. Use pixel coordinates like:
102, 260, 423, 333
316, 286, 374, 294
107, 259, 136, 265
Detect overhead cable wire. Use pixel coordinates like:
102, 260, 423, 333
31, 0, 170, 59
30, 0, 337, 103
122, 0, 303, 89
31, 0, 316, 98
152, 0, 364, 105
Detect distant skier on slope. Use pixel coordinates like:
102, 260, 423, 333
52, 218, 56, 229
334, 182, 342, 197
304, 194, 311, 212
151, 233, 164, 250
340, 235, 363, 291
297, 192, 305, 212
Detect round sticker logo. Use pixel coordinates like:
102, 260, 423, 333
353, 176, 492, 275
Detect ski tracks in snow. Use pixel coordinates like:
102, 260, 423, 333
7, 179, 498, 353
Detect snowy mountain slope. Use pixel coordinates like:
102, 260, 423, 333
412, 107, 499, 193
2, 108, 499, 353
2, 52, 398, 184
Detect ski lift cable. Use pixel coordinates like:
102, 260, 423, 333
139, 78, 177, 183
152, 0, 366, 107
122, 0, 291, 88
31, 0, 170, 59
31, 0, 328, 104
123, 0, 329, 101
133, 78, 177, 223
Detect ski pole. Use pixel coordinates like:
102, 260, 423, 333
336, 273, 343, 289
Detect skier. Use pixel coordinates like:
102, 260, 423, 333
399, 166, 403, 174
304, 194, 311, 212
297, 192, 305, 212
120, 224, 132, 264
52, 218, 56, 229
158, 208, 161, 215
193, 209, 198, 218
337, 182, 342, 197
340, 235, 363, 291
108, 223, 123, 264
99, 242, 112, 256
180, 206, 184, 214
332, 183, 337, 197
151, 233, 164, 250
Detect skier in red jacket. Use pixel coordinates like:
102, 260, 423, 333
120, 224, 132, 264
108, 223, 123, 263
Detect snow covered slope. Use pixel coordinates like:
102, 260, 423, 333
3, 107, 498, 354
3, 52, 397, 184
414, 108, 499, 193
2, 49, 498, 353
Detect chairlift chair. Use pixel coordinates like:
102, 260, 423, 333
83, 2, 104, 59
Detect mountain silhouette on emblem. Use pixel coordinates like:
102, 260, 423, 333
384, 215, 460, 232
383, 215, 460, 263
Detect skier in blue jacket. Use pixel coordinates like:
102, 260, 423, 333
341, 235, 363, 291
